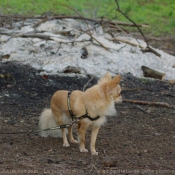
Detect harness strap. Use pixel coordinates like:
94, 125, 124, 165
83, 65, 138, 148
67, 91, 76, 120
78, 112, 100, 121
67, 91, 100, 121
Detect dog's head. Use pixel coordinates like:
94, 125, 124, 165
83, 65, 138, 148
98, 72, 122, 103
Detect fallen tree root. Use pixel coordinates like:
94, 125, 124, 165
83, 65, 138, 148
123, 99, 170, 108
141, 66, 165, 80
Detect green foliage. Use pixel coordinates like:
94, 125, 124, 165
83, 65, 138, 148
139, 78, 152, 84
0, 0, 174, 36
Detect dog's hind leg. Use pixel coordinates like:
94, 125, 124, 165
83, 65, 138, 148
68, 125, 78, 144
90, 126, 100, 155
53, 110, 70, 147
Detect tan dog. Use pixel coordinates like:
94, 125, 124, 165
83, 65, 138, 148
39, 72, 122, 155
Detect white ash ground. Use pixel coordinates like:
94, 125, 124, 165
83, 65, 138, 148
0, 18, 175, 80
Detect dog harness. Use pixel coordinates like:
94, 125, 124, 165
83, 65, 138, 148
67, 91, 100, 121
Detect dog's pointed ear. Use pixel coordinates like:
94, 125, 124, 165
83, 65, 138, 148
108, 75, 121, 91
112, 75, 121, 85
98, 72, 112, 84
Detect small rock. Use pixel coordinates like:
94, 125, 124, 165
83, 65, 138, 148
138, 152, 142, 156
169, 80, 175, 84
129, 47, 136, 53
0, 54, 10, 59
102, 157, 117, 167
153, 132, 160, 136
23, 152, 29, 156
81, 47, 88, 59
40, 44, 45, 48
3, 120, 9, 123
9, 141, 13, 145
63, 66, 81, 74
47, 159, 54, 164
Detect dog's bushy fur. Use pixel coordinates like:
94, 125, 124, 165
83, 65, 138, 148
39, 72, 122, 155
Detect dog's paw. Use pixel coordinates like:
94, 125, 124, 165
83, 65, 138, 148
80, 148, 88, 153
63, 143, 70, 147
91, 150, 98, 155
70, 139, 78, 144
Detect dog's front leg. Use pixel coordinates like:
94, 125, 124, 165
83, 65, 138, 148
62, 128, 70, 147
77, 122, 88, 153
90, 126, 100, 155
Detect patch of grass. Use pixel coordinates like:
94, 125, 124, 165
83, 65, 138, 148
0, 0, 175, 36
139, 78, 152, 84
115, 0, 175, 36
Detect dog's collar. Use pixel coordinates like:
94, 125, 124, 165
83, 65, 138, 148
67, 91, 100, 121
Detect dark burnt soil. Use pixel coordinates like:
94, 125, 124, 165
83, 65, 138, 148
0, 62, 175, 175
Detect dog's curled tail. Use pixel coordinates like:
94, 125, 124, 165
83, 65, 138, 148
39, 108, 62, 138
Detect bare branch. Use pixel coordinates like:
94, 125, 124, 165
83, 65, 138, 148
0, 14, 148, 26
59, 3, 110, 51
59, 3, 92, 34
114, 0, 161, 57
83, 76, 94, 91
110, 37, 145, 48
123, 99, 170, 108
